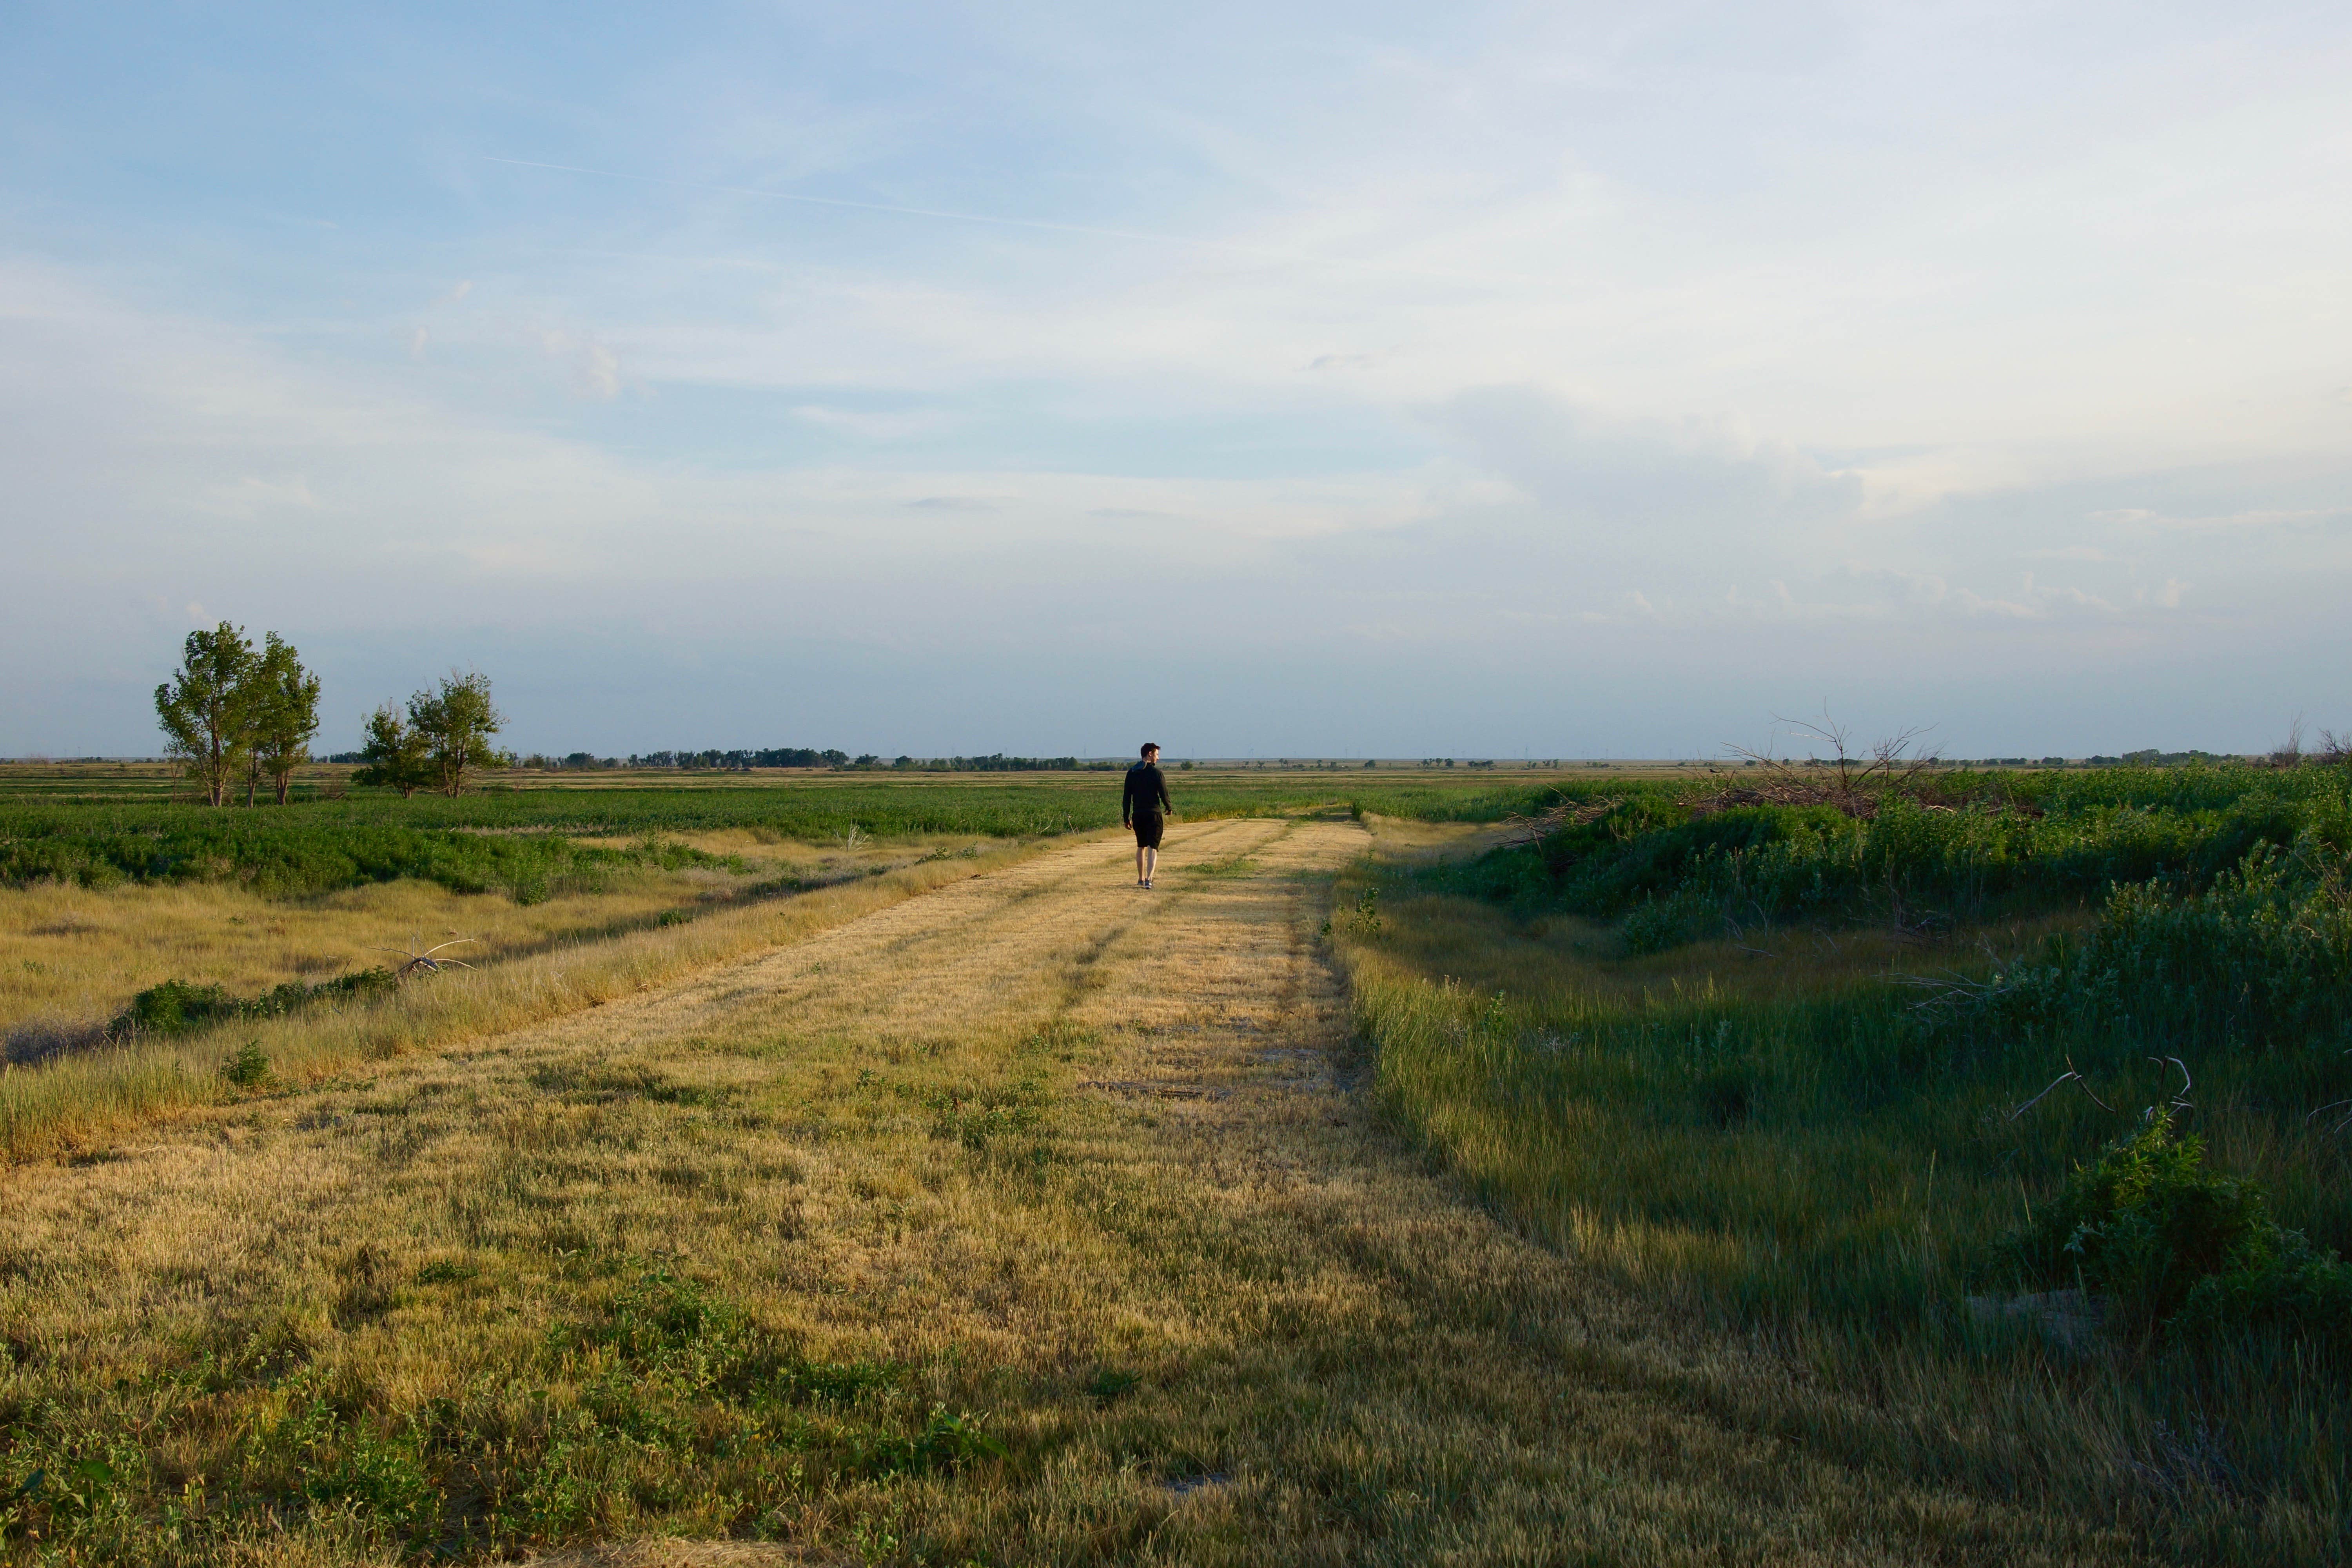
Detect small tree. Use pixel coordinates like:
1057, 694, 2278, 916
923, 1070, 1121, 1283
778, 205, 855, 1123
155, 622, 257, 807
249, 632, 323, 806
354, 702, 433, 797
410, 670, 505, 797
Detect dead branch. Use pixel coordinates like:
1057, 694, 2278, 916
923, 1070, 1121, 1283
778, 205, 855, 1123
2150, 1056, 2194, 1115
2270, 713, 2307, 768
368, 933, 480, 980
2010, 1055, 2117, 1120
1717, 710, 1942, 820
1500, 793, 1618, 846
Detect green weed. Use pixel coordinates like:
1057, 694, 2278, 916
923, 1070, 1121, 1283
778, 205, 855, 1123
220, 1040, 270, 1090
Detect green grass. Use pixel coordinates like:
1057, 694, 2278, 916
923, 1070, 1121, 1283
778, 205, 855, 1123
1458, 762, 2352, 923
0, 1259, 1007, 1561
1332, 766, 2352, 1559
0, 771, 1550, 900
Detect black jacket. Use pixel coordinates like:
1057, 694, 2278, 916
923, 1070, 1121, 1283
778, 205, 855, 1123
1123, 762, 1171, 824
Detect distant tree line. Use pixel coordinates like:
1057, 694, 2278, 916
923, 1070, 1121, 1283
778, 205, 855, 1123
153, 623, 322, 806
601, 751, 1099, 772
622, 748, 851, 770
917, 754, 1087, 771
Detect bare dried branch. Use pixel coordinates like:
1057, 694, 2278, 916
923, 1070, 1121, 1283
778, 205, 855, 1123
367, 933, 481, 980
2151, 1056, 2193, 1112
2009, 1055, 2116, 1120
1717, 712, 1942, 821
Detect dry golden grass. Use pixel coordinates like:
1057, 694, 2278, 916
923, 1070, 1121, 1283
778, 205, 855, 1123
0, 838, 1044, 1165
0, 835, 994, 1039
0, 818, 2152, 1564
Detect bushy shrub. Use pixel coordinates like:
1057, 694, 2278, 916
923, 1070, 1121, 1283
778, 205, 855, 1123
221, 1040, 271, 1089
2000, 1110, 2352, 1344
113, 969, 397, 1037
1620, 889, 1715, 954
1949, 837, 2352, 1051
1481, 764, 2350, 927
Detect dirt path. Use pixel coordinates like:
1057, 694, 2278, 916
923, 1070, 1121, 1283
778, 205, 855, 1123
0, 820, 2135, 1566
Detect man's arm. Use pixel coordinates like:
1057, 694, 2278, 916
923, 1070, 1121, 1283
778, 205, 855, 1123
1156, 771, 1172, 813
1121, 771, 1134, 825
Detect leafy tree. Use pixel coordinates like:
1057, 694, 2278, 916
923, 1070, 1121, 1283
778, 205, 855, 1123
154, 622, 257, 807
247, 632, 323, 806
410, 670, 506, 797
353, 702, 433, 797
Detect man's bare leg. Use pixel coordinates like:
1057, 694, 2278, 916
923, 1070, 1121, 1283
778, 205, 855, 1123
1142, 845, 1158, 885
1135, 843, 1148, 884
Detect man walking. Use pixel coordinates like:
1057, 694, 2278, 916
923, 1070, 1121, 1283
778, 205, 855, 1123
1123, 742, 1172, 888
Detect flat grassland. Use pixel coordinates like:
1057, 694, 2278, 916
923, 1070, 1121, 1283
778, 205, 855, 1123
0, 767, 1547, 1162
0, 815, 2139, 1567
1, 762, 2341, 1563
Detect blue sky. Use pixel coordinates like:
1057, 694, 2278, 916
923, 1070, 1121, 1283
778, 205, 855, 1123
4, 1, 2349, 758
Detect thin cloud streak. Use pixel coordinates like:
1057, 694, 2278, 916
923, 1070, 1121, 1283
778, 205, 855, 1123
478, 155, 1549, 286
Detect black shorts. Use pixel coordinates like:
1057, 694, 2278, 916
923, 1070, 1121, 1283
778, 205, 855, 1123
1130, 814, 1165, 849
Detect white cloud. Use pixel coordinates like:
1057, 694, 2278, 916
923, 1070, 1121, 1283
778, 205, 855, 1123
578, 342, 621, 399
535, 328, 624, 399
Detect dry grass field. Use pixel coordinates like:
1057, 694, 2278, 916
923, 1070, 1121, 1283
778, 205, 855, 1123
0, 830, 999, 1042
0, 838, 1050, 1168
0, 816, 2152, 1565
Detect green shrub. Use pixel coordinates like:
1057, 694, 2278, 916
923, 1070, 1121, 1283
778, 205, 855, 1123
2000, 1110, 2352, 1343
113, 969, 397, 1038
1947, 838, 2352, 1052
1620, 890, 1710, 954
118, 978, 234, 1034
848, 1405, 1007, 1478
221, 1041, 271, 1089
1474, 764, 2352, 931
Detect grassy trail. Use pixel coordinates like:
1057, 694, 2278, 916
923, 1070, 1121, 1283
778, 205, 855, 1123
0, 821, 2142, 1565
